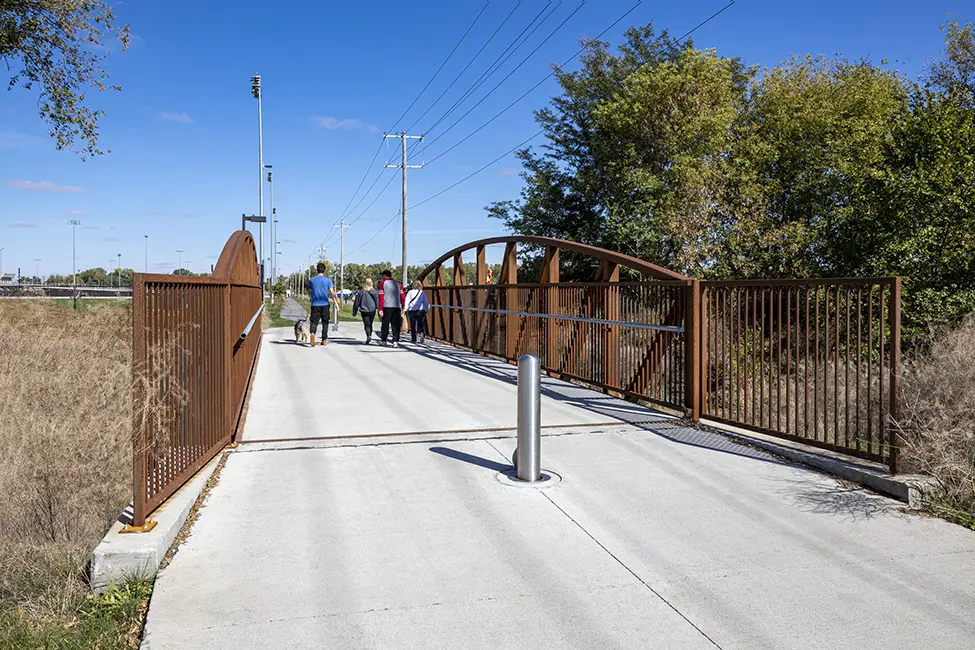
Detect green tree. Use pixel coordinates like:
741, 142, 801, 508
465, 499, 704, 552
1, 0, 130, 157
866, 21, 975, 337
487, 25, 751, 278
725, 55, 907, 279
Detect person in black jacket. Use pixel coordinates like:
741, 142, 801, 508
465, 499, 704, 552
352, 278, 380, 344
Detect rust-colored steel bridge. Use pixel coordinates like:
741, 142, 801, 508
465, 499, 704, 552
128, 232, 901, 527
418, 236, 901, 474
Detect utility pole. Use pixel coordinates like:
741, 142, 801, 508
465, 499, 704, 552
333, 220, 350, 298
33, 259, 40, 283
144, 235, 148, 273
176, 249, 185, 274
385, 131, 423, 289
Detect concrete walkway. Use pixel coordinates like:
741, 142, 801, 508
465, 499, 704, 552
142, 323, 975, 650
279, 296, 307, 322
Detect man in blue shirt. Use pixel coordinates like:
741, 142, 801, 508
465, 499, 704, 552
306, 263, 338, 347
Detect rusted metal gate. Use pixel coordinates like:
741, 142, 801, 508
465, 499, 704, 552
130, 231, 262, 529
418, 236, 901, 473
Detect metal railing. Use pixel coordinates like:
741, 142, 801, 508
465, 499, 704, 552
427, 281, 689, 411
130, 231, 262, 528
416, 237, 904, 472
701, 278, 902, 472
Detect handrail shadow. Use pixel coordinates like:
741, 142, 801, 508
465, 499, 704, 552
411, 343, 790, 469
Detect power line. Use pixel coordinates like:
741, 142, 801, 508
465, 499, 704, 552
388, 2, 491, 133
405, 1, 524, 133
422, 1, 561, 137
346, 211, 401, 257
386, 0, 564, 195
317, 4, 493, 254
335, 141, 384, 222
677, 0, 735, 42
342, 0, 738, 261
412, 0, 595, 159
417, 0, 731, 167
347, 131, 542, 258
412, 131, 542, 210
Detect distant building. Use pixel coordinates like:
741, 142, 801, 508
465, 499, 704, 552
0, 273, 16, 284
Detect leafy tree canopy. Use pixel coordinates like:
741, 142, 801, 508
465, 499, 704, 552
488, 20, 975, 340
1, 0, 129, 157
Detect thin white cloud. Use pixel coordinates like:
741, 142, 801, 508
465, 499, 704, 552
162, 112, 194, 124
179, 212, 197, 219
81, 225, 101, 231
6, 180, 84, 193
498, 168, 519, 177
311, 115, 377, 132
65, 209, 84, 216
7, 222, 36, 229
103, 236, 121, 242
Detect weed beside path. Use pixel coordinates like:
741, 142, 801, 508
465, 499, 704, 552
0, 300, 149, 648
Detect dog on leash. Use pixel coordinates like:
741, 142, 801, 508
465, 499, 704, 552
294, 318, 309, 343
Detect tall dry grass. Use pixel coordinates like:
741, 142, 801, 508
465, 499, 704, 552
896, 316, 975, 527
0, 301, 132, 618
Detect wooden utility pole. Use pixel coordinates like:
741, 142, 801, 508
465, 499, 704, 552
384, 131, 423, 289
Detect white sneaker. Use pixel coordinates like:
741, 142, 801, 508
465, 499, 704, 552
392, 341, 399, 348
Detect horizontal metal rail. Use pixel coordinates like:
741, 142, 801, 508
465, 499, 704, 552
240, 303, 264, 341
429, 303, 685, 333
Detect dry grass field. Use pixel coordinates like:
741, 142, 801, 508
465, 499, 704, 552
896, 316, 975, 528
0, 300, 147, 649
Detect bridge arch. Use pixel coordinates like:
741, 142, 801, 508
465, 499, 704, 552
416, 235, 697, 422
416, 235, 688, 287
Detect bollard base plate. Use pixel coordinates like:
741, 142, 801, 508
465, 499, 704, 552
496, 469, 562, 489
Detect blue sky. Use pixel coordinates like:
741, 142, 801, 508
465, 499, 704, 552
0, 0, 969, 278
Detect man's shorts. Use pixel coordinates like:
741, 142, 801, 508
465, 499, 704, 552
309, 304, 330, 336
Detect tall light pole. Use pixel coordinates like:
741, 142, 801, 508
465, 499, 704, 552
251, 73, 265, 300
67, 220, 81, 289
117, 253, 122, 287
265, 164, 274, 294
334, 220, 350, 298
176, 249, 185, 274
33, 259, 40, 283
0, 247, 4, 278
144, 235, 148, 273
385, 131, 424, 289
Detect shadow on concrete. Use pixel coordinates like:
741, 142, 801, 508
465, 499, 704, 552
430, 446, 511, 473
412, 343, 791, 470
767, 475, 906, 521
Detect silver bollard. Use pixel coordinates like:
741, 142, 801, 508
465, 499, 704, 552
516, 354, 542, 482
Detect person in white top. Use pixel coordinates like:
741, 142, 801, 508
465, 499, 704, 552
405, 280, 430, 344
